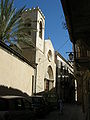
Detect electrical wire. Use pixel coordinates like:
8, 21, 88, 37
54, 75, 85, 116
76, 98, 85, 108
36, 38, 69, 64
57, 39, 69, 51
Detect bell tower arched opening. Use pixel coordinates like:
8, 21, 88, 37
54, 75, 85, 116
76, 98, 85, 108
39, 21, 42, 39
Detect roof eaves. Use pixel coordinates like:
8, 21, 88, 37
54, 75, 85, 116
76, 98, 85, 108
0, 41, 36, 69
60, 0, 74, 43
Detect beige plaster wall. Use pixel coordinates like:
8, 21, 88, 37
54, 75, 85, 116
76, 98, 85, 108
0, 48, 35, 96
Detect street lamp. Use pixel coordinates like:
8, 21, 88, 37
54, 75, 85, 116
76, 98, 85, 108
66, 52, 74, 62
69, 52, 74, 61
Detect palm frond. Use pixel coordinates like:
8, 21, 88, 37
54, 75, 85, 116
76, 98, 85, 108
0, 0, 36, 51
4, 0, 9, 16
1, 0, 4, 20
5, 7, 25, 34
4, 0, 14, 21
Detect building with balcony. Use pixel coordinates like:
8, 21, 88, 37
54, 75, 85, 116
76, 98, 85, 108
60, 0, 90, 119
55, 51, 75, 103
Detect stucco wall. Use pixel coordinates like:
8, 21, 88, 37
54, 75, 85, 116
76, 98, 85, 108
0, 47, 35, 96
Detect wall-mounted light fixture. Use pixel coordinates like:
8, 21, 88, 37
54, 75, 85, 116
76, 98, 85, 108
69, 52, 74, 61
66, 52, 74, 62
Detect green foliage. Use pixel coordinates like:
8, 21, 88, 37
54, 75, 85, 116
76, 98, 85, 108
0, 0, 35, 50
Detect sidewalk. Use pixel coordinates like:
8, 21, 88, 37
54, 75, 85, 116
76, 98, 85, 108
37, 103, 84, 120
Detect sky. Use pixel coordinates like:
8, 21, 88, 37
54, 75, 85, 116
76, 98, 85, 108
14, 0, 72, 60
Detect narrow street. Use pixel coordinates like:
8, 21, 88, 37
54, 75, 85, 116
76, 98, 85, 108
37, 103, 84, 120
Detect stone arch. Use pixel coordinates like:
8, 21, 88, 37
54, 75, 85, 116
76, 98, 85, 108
47, 50, 52, 62
47, 66, 54, 79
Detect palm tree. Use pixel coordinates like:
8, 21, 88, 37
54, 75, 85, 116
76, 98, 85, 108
0, 0, 35, 50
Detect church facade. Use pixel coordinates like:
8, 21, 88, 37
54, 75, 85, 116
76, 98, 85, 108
20, 7, 56, 94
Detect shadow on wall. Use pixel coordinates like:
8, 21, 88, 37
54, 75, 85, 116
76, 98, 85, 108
0, 85, 29, 97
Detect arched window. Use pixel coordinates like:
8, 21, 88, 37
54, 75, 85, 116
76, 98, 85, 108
39, 21, 42, 38
48, 66, 53, 79
47, 50, 52, 62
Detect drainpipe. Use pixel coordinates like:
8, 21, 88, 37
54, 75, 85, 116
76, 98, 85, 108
34, 63, 38, 95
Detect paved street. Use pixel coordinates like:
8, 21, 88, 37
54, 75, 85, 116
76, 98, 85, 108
37, 103, 84, 120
